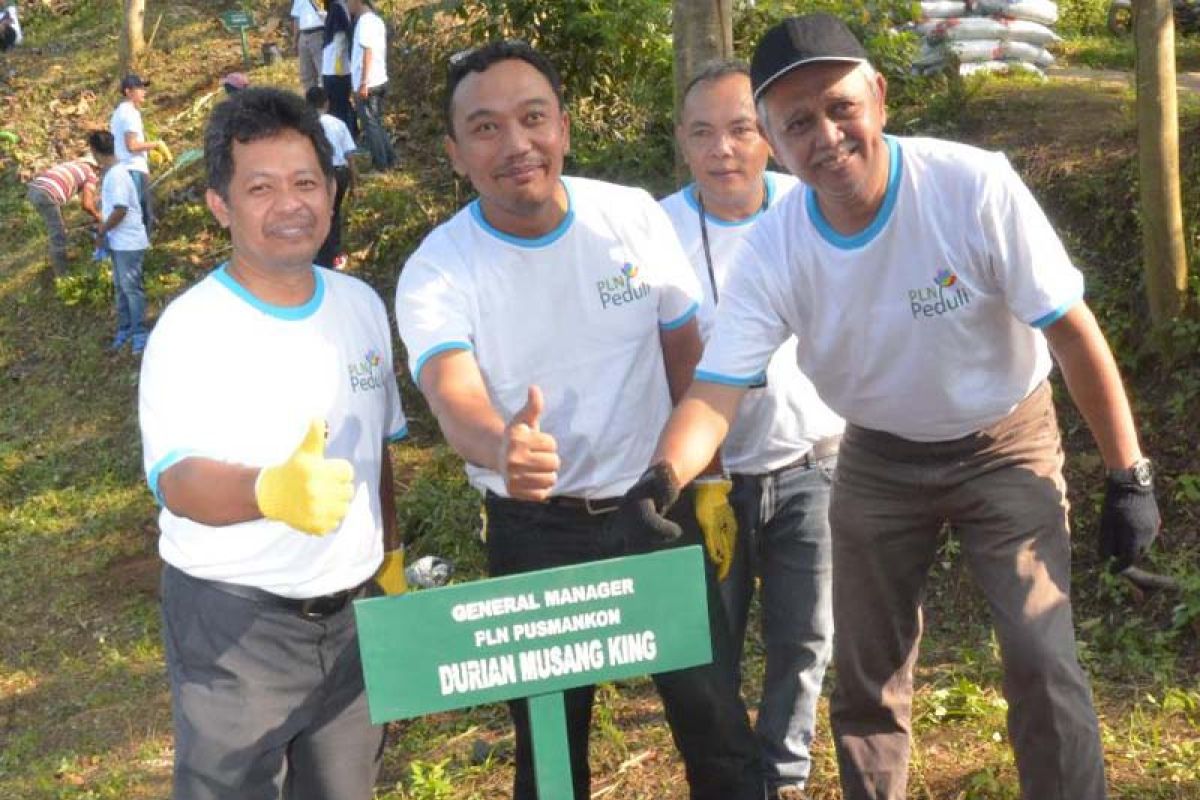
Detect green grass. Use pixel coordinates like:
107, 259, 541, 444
1058, 33, 1200, 71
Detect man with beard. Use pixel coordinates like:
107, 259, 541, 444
394, 39, 761, 800
611, 14, 1160, 800
138, 87, 408, 800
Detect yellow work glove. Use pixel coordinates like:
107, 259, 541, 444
255, 419, 355, 535
154, 140, 174, 163
372, 548, 408, 595
694, 478, 737, 581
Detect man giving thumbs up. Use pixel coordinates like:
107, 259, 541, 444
137, 88, 407, 800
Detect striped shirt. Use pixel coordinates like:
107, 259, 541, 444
28, 161, 99, 206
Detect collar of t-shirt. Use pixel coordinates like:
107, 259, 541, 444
468, 179, 576, 248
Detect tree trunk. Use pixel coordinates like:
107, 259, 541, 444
120, 0, 146, 75
1135, 0, 1188, 323
672, 0, 733, 180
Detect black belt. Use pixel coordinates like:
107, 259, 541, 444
300, 27, 323, 33
543, 494, 623, 515
773, 434, 842, 474
204, 575, 368, 619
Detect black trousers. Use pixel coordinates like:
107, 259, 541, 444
484, 490, 762, 800
316, 165, 350, 268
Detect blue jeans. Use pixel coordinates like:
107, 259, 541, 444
110, 249, 146, 344
722, 456, 835, 793
484, 490, 762, 800
354, 85, 395, 170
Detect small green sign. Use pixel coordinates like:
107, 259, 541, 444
219, 10, 254, 31
354, 546, 712, 722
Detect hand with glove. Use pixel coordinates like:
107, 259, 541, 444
694, 477, 737, 581
1098, 457, 1160, 573
372, 548, 408, 595
255, 419, 356, 535
605, 463, 683, 554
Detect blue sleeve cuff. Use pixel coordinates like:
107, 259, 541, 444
386, 425, 409, 443
1030, 295, 1082, 329
412, 340, 473, 383
695, 369, 765, 387
660, 302, 699, 331
146, 448, 198, 505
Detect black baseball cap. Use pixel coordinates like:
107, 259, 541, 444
750, 13, 869, 101
120, 73, 150, 91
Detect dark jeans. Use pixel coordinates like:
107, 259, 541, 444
484, 491, 761, 800
129, 169, 154, 238
322, 74, 358, 139
723, 456, 835, 793
353, 84, 396, 170
316, 165, 350, 268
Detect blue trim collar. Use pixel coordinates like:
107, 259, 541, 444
806, 135, 902, 250
469, 180, 574, 248
683, 175, 775, 228
212, 263, 325, 320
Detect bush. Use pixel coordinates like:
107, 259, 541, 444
1057, 0, 1113, 35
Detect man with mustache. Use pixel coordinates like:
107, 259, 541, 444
138, 87, 408, 800
394, 39, 761, 800
660, 59, 844, 800
610, 14, 1160, 800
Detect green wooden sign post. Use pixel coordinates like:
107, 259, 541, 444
355, 546, 712, 800
218, 9, 255, 67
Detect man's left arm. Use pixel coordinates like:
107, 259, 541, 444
1044, 302, 1160, 571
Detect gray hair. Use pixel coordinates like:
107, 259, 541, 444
682, 58, 751, 105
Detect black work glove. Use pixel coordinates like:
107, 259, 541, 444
1098, 478, 1161, 573
605, 463, 683, 554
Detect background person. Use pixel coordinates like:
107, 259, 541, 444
109, 73, 171, 237
291, 0, 326, 91
307, 85, 357, 270
321, 0, 358, 137
139, 87, 408, 800
660, 58, 843, 800
26, 136, 102, 282
612, 13, 1161, 800
93, 129, 149, 355
394, 40, 762, 800
348, 0, 395, 170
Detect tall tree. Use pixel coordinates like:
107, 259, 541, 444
120, 0, 146, 75
672, 0, 733, 177
1135, 0, 1188, 322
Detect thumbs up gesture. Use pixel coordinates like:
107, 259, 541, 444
255, 419, 356, 535
499, 386, 559, 501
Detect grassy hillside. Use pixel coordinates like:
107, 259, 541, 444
1, 2, 1198, 798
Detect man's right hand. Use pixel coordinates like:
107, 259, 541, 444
255, 419, 356, 535
605, 463, 683, 554
498, 386, 559, 501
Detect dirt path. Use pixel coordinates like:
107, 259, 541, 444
1049, 65, 1200, 91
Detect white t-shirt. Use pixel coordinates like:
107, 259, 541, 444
660, 172, 843, 474
351, 10, 387, 91
110, 100, 149, 174
322, 30, 350, 76
697, 135, 1085, 442
320, 113, 356, 167
139, 265, 407, 597
100, 163, 149, 251
396, 176, 702, 498
290, 0, 325, 30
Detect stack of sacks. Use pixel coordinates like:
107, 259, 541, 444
914, 0, 1060, 78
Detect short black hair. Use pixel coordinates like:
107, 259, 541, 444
682, 59, 751, 104
87, 130, 115, 157
443, 40, 564, 139
204, 87, 333, 199
305, 85, 328, 109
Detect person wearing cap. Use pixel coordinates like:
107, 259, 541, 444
610, 12, 1160, 800
347, 0, 396, 170
26, 135, 103, 282
394, 39, 761, 800
110, 73, 171, 238
291, 0, 326, 91
660, 58, 844, 800
222, 72, 249, 95
139, 87, 409, 800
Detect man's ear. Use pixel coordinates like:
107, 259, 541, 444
444, 134, 467, 177
206, 188, 231, 229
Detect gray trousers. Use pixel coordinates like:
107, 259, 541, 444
828, 382, 1106, 800
161, 565, 383, 800
298, 29, 324, 90
27, 185, 68, 277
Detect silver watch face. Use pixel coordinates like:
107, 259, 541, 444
1132, 458, 1154, 487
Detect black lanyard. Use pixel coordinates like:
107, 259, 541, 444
696, 181, 769, 306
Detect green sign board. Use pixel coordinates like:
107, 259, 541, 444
354, 546, 712, 722
219, 10, 254, 31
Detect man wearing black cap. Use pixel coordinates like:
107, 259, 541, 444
110, 74, 171, 236
610, 12, 1160, 800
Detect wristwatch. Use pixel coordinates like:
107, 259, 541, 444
1108, 457, 1154, 487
